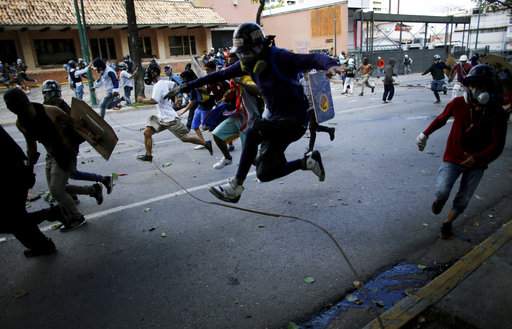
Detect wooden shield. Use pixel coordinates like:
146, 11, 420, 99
70, 98, 118, 160
480, 54, 512, 72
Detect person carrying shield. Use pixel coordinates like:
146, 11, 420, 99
170, 23, 338, 203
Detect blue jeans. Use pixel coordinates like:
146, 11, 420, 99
124, 86, 133, 105
100, 92, 115, 118
75, 84, 84, 100
435, 162, 485, 215
70, 169, 103, 182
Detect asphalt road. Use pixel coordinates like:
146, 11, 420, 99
1, 78, 512, 329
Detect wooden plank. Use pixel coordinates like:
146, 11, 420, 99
363, 221, 512, 329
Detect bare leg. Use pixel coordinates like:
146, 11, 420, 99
194, 128, 206, 144
143, 127, 154, 156
181, 134, 207, 146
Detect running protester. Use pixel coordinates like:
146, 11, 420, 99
342, 58, 356, 95
136, 63, 213, 162
171, 23, 337, 203
358, 57, 375, 96
118, 62, 136, 105
382, 59, 396, 103
41, 80, 114, 196
416, 65, 508, 239
422, 54, 449, 104
449, 55, 472, 99
92, 58, 120, 118
68, 60, 90, 100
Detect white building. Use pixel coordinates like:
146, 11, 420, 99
371, 0, 389, 13
453, 9, 512, 52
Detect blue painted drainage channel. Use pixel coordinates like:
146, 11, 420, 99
298, 262, 448, 329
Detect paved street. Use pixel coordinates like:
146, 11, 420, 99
1, 75, 512, 329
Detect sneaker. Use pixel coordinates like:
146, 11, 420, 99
382, 100, 388, 104
434, 100, 441, 104
328, 127, 335, 141
137, 154, 153, 162
71, 194, 80, 205
359, 93, 364, 96
60, 216, 87, 232
204, 140, 213, 156
228, 144, 235, 152
102, 175, 114, 194
432, 198, 446, 215
371, 87, 375, 93
24, 239, 56, 258
194, 145, 206, 150
208, 177, 244, 203
305, 150, 325, 182
92, 183, 103, 205
440, 222, 454, 240
213, 157, 232, 169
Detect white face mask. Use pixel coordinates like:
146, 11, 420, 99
464, 86, 490, 105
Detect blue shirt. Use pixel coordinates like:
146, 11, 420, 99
188, 46, 337, 125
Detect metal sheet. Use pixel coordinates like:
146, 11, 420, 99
70, 98, 118, 160
308, 71, 335, 124
191, 56, 206, 78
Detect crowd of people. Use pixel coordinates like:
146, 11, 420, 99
0, 58, 37, 93
1, 22, 511, 257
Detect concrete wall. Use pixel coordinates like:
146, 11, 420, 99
262, 3, 349, 54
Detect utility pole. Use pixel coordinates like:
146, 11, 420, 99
333, 14, 337, 56
397, 0, 400, 14
125, 0, 145, 99
73, 0, 97, 105
474, 0, 482, 51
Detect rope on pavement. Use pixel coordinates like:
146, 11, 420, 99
108, 113, 386, 329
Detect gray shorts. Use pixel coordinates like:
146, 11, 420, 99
147, 115, 189, 140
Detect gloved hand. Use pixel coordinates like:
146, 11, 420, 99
416, 132, 428, 151
164, 83, 189, 100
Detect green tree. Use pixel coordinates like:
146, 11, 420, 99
474, 0, 512, 11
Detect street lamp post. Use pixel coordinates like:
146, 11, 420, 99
474, 0, 482, 51
72, 0, 97, 105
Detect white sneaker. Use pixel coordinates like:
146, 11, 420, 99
194, 145, 206, 150
208, 177, 244, 203
306, 150, 325, 182
213, 158, 232, 169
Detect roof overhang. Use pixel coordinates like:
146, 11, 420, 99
353, 11, 471, 24
0, 23, 226, 32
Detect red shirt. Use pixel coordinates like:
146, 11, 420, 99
423, 96, 508, 168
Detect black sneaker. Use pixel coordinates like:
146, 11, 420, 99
24, 239, 56, 258
228, 144, 235, 152
60, 216, 87, 233
328, 127, 335, 141
92, 183, 103, 205
432, 198, 446, 215
204, 140, 213, 156
102, 175, 113, 194
440, 222, 454, 240
137, 154, 153, 162
371, 87, 375, 93
71, 194, 80, 205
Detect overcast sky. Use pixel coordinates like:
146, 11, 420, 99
389, 0, 475, 15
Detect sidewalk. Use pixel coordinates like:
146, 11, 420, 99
321, 194, 512, 329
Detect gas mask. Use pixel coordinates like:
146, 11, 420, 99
236, 45, 263, 67
464, 86, 490, 106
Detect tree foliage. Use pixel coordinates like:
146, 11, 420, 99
474, 0, 512, 11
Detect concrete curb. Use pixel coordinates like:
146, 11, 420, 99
360, 219, 512, 329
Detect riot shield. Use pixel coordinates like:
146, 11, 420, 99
308, 71, 335, 123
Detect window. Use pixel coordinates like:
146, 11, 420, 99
0, 40, 18, 65
169, 36, 197, 56
141, 37, 153, 58
90, 38, 117, 60
33, 39, 76, 66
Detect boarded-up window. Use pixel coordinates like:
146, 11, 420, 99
311, 6, 341, 37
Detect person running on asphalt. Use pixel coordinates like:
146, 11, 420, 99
5, 88, 102, 232
382, 58, 396, 103
92, 58, 120, 118
41, 80, 114, 198
403, 54, 413, 75
423, 54, 450, 104
358, 57, 375, 96
342, 58, 356, 95
0, 124, 64, 257
170, 23, 337, 203
416, 65, 508, 239
136, 63, 213, 162
67, 59, 90, 100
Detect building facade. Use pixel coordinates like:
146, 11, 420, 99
0, 0, 226, 81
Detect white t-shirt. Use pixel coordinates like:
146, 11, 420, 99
120, 70, 134, 88
151, 79, 177, 123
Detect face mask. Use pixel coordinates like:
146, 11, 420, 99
464, 86, 490, 105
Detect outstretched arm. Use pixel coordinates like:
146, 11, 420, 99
187, 62, 243, 90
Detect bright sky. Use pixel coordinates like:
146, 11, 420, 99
395, 0, 475, 15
